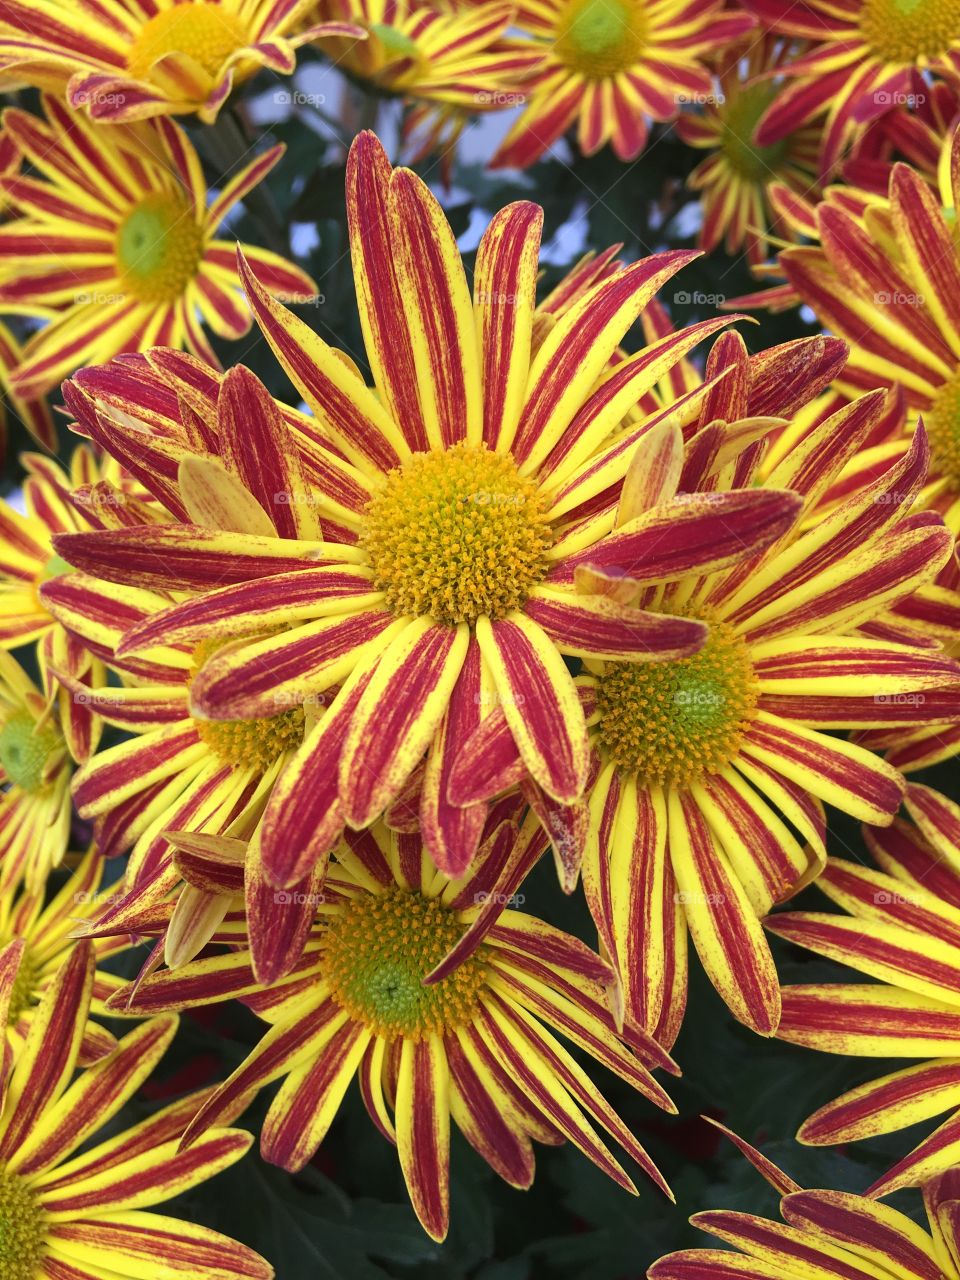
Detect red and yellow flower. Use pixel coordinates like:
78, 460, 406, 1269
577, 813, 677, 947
491, 0, 754, 167
745, 0, 960, 176
0, 846, 129, 1063
650, 1125, 960, 1280
107, 817, 679, 1242
0, 651, 73, 894
768, 804, 960, 1194
0, 937, 272, 1279
0, 0, 361, 122
54, 132, 803, 891
676, 37, 822, 268
450, 364, 959, 1044
0, 96, 317, 397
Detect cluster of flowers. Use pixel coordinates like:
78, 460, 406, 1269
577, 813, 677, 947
0, 0, 957, 1275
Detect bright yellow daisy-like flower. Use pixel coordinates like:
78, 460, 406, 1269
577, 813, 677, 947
450, 362, 959, 1043
0, 650, 73, 895
490, 0, 755, 167
54, 132, 803, 891
743, 0, 960, 177
676, 36, 822, 268
0, 0, 361, 122
107, 818, 680, 1242
767, 804, 960, 1196
0, 96, 317, 398
650, 1125, 960, 1280
0, 846, 129, 1064
0, 938, 273, 1279
0, 320, 56, 455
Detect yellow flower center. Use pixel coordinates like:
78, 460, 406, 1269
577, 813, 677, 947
0, 712, 62, 794
859, 0, 957, 64
555, 0, 647, 78
126, 2, 247, 81
189, 640, 305, 771
720, 82, 791, 182
115, 194, 205, 304
923, 372, 960, 485
594, 620, 758, 787
6, 950, 38, 1026
321, 885, 489, 1040
0, 1165, 45, 1279
361, 444, 552, 626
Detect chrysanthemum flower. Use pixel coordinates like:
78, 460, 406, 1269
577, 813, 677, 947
0, 446, 147, 765
676, 37, 822, 268
0, 0, 362, 122
767, 808, 960, 1194
315, 0, 528, 168
779, 120, 960, 537
0, 846, 129, 1063
0, 96, 317, 397
451, 381, 959, 1043
55, 131, 803, 889
0, 650, 73, 894
745, 0, 960, 176
107, 817, 680, 1241
0, 937, 272, 1279
649, 1126, 960, 1280
490, 0, 754, 167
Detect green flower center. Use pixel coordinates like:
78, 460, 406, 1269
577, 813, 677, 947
115, 194, 204, 304
720, 83, 791, 182
321, 885, 488, 1040
0, 712, 62, 794
361, 443, 552, 626
369, 22, 420, 60
860, 0, 957, 64
0, 1165, 46, 1279
40, 555, 72, 582
555, 0, 647, 78
594, 620, 758, 786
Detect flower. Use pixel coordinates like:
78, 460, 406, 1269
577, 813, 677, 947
0, 650, 73, 894
0, 96, 317, 397
0, 846, 129, 1063
55, 131, 802, 889
107, 818, 679, 1242
314, 0, 527, 169
0, 0, 362, 122
451, 375, 959, 1043
768, 807, 960, 1195
676, 36, 822, 268
0, 937, 273, 1279
0, 446, 146, 764
0, 320, 56, 453
744, 0, 960, 176
490, 0, 754, 167
649, 1125, 960, 1280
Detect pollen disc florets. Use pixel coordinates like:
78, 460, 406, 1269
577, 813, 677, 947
321, 885, 489, 1040
115, 194, 205, 304
189, 640, 305, 771
361, 443, 552, 626
859, 0, 957, 64
0, 1165, 46, 1279
924, 373, 960, 484
0, 712, 61, 793
595, 619, 758, 787
126, 2, 247, 81
719, 83, 790, 181
555, 0, 648, 77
